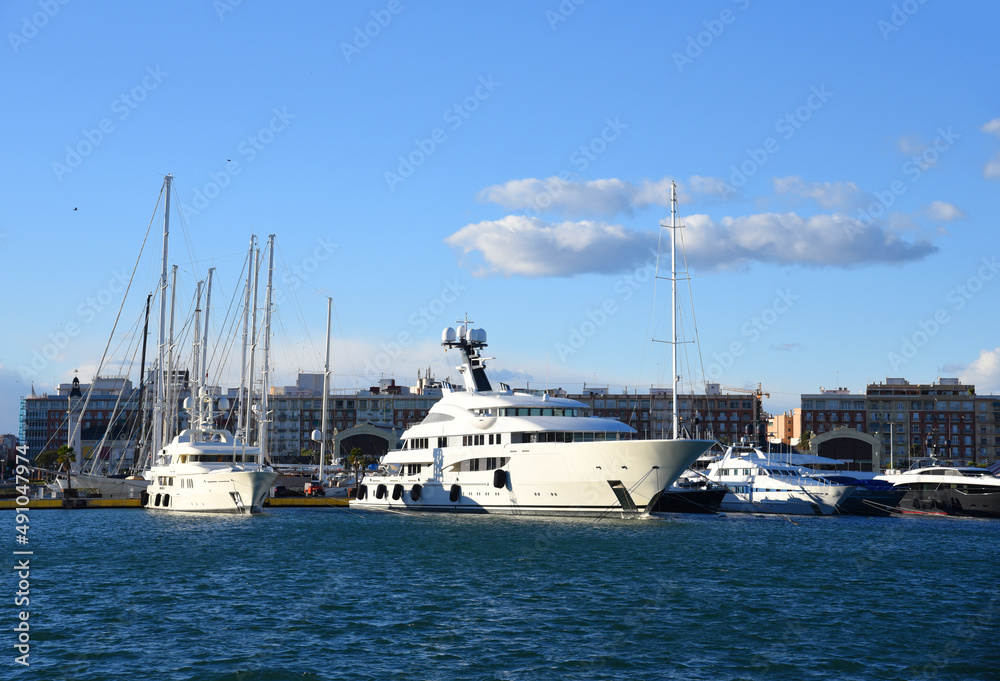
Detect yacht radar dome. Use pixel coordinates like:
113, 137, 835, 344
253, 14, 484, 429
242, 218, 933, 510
442, 327, 456, 343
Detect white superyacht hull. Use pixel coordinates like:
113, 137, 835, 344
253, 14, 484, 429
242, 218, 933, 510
353, 438, 713, 517
144, 468, 277, 514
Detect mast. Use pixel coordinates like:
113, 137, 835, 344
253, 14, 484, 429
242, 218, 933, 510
318, 296, 332, 481
258, 234, 276, 464
670, 181, 679, 440
244, 245, 261, 448
152, 174, 172, 460
165, 264, 179, 444
135, 293, 152, 470
191, 280, 204, 430
201, 267, 215, 398
237, 236, 256, 445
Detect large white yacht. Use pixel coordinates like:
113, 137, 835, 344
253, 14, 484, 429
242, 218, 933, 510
701, 440, 858, 515
143, 391, 277, 514
353, 324, 715, 517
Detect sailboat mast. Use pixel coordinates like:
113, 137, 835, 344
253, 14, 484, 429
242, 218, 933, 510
671, 180, 679, 440
319, 296, 332, 481
245, 246, 261, 447
258, 234, 276, 464
153, 174, 172, 460
237, 236, 255, 444
201, 267, 215, 401
192, 280, 204, 430
165, 265, 178, 444
135, 293, 152, 470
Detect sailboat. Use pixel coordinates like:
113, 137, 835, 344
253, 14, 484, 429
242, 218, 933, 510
142, 234, 278, 513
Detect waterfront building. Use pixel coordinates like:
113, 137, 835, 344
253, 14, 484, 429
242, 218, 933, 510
19, 377, 140, 466
0, 433, 19, 477
767, 409, 801, 446
568, 383, 764, 444
799, 377, 999, 467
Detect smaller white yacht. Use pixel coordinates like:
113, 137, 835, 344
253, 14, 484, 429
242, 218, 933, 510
143, 390, 277, 514
702, 440, 857, 515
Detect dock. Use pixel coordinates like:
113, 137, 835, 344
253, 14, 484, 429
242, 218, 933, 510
1, 496, 349, 510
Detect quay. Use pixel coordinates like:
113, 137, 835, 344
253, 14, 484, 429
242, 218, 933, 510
0, 496, 349, 510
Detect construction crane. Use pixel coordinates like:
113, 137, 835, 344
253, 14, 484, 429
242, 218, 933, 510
721, 383, 769, 399
720, 383, 770, 444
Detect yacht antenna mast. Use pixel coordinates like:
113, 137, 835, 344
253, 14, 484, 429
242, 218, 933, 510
670, 181, 679, 439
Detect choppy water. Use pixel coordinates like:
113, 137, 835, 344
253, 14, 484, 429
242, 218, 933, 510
13, 508, 1000, 680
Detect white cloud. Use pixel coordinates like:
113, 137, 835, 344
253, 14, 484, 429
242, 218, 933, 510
984, 155, 1000, 181
773, 176, 862, 210
444, 215, 656, 277
680, 212, 937, 270
477, 177, 639, 218
476, 175, 696, 218
446, 210, 938, 277
957, 348, 1000, 393
923, 201, 966, 222
686, 175, 734, 200
896, 136, 926, 155
982, 118, 1000, 138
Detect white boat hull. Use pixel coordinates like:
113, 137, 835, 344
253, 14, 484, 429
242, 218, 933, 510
49, 473, 150, 500
144, 469, 277, 514
718, 486, 853, 516
353, 438, 713, 517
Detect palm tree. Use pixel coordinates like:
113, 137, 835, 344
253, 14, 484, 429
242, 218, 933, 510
346, 446, 374, 497
55, 445, 76, 490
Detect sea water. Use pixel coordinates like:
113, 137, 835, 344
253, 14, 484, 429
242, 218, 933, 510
12, 508, 1000, 680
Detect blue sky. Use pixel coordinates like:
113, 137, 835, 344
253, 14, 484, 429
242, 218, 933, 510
2, 0, 999, 436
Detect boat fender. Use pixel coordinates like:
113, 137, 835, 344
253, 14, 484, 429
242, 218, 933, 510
357, 484, 367, 500
411, 484, 422, 501
493, 469, 507, 489
375, 484, 387, 500
163, 494, 170, 507
449, 484, 461, 503
392, 483, 403, 501
154, 493, 161, 507
140, 491, 149, 506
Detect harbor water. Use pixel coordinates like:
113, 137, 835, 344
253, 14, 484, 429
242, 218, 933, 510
16, 508, 1000, 680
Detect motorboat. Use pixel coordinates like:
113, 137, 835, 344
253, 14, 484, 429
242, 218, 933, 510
702, 440, 857, 515
876, 462, 1000, 517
